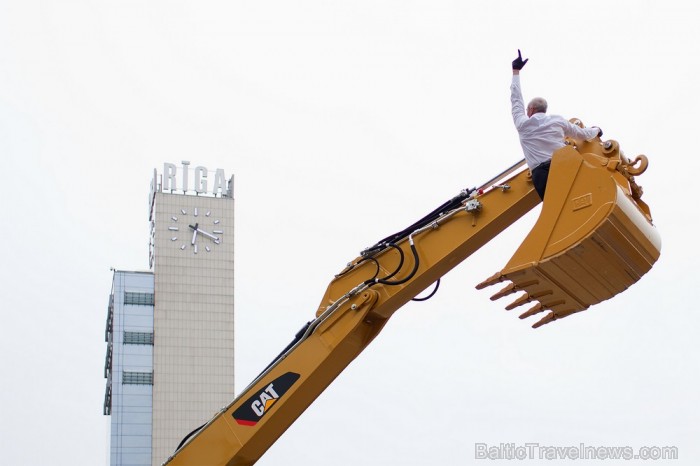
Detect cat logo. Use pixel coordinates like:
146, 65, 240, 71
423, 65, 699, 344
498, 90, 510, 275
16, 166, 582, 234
251, 384, 279, 416
232, 372, 300, 426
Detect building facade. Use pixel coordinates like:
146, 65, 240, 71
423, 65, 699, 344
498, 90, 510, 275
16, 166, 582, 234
104, 270, 155, 465
104, 162, 235, 466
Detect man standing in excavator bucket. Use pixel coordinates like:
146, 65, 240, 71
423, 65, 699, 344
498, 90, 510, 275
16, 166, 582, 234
510, 49, 603, 199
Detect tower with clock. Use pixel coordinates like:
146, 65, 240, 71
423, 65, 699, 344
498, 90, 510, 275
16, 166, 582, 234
147, 161, 235, 464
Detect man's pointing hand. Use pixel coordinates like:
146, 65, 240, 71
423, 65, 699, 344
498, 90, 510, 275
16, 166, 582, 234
512, 49, 529, 70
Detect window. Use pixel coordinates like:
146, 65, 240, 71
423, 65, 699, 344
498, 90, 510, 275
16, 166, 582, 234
122, 371, 153, 385
124, 292, 154, 306
103, 383, 112, 415
124, 331, 154, 345
104, 342, 113, 377
105, 294, 114, 341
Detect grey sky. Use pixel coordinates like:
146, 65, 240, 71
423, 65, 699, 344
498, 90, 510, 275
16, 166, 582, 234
1, 1, 698, 465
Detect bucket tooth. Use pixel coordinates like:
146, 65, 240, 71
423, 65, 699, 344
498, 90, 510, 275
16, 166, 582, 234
508, 289, 554, 310
505, 292, 533, 310
538, 298, 565, 310
518, 303, 545, 319
475, 272, 505, 290
490, 283, 517, 301
532, 312, 557, 329
505, 278, 540, 289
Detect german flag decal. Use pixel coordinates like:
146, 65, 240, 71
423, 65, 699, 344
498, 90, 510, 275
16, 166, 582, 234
232, 372, 301, 426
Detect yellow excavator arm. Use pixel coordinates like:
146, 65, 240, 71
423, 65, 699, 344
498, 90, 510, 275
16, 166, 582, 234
163, 128, 660, 466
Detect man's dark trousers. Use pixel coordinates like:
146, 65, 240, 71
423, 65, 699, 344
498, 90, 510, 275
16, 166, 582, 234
532, 160, 551, 200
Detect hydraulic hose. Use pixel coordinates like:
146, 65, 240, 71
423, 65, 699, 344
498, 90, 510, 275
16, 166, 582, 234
412, 279, 440, 302
367, 241, 420, 287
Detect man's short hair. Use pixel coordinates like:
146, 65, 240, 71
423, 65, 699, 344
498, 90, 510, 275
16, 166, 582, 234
528, 97, 548, 114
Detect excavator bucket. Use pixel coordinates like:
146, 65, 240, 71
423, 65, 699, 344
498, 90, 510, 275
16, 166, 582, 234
477, 134, 661, 328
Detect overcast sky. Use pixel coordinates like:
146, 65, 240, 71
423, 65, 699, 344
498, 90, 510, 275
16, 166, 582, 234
1, 1, 698, 465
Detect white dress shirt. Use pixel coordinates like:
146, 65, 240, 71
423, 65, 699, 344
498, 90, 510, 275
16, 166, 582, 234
511, 75, 599, 170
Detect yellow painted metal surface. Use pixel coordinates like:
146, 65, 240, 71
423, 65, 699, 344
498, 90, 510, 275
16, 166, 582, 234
164, 132, 660, 464
164, 164, 542, 465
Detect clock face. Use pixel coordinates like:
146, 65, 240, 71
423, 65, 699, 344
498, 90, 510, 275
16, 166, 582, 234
168, 207, 224, 254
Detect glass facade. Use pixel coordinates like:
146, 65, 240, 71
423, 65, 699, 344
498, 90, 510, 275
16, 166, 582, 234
104, 270, 154, 466
124, 331, 154, 345
124, 292, 155, 306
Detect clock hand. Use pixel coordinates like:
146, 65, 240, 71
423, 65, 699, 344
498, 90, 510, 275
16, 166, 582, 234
197, 228, 220, 243
189, 223, 199, 245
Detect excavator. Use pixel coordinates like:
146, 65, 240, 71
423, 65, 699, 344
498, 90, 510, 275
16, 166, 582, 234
163, 122, 661, 465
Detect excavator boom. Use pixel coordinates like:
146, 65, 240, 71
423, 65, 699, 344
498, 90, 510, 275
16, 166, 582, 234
164, 131, 660, 465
